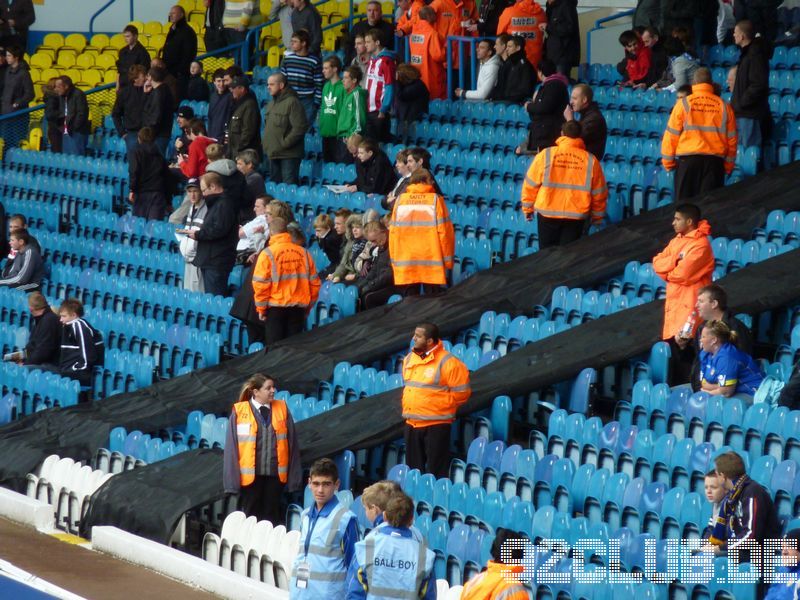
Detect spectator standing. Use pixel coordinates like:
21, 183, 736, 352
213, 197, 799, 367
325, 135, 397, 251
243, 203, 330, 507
347, 492, 436, 599
290, 0, 322, 55
544, 0, 580, 76
661, 0, 700, 37
113, 65, 148, 158
19, 293, 60, 370
496, 0, 548, 68
490, 35, 535, 104
350, 34, 371, 84
142, 66, 175, 155
564, 83, 607, 159
178, 119, 215, 179
337, 67, 367, 159
290, 458, 359, 598
519, 58, 568, 155
208, 68, 233, 142
177, 178, 207, 292
408, 7, 446, 101
189, 172, 240, 296
461, 529, 531, 600
221, 0, 261, 47
186, 61, 210, 102
617, 30, 652, 86
226, 75, 262, 159
252, 217, 320, 344
270, 0, 294, 49
393, 63, 429, 144
263, 73, 308, 184
401, 322, 471, 478
223, 373, 302, 524
161, 5, 198, 100
357, 220, 395, 308
203, 0, 226, 51
42, 77, 62, 153
57, 298, 101, 388
455, 39, 501, 100
0, 230, 42, 291
236, 149, 266, 199
731, 20, 771, 149
128, 127, 171, 220
652, 203, 714, 342
364, 29, 396, 143
633, 0, 661, 29
0, 0, 34, 50
734, 0, 781, 44
55, 76, 89, 156
346, 138, 397, 194
389, 168, 454, 293
1, 45, 32, 114
520, 121, 608, 248
116, 25, 151, 90
347, 1, 395, 64
281, 29, 323, 124
661, 68, 737, 201
319, 56, 345, 162
149, 57, 179, 108
698, 320, 764, 400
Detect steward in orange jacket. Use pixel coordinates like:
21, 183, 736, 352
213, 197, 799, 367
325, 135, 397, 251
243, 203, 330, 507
389, 170, 455, 286
497, 0, 547, 67
661, 69, 737, 201
431, 0, 478, 67
652, 204, 714, 340
520, 122, 607, 247
409, 10, 447, 100
397, 0, 425, 35
460, 528, 531, 600
401, 322, 470, 478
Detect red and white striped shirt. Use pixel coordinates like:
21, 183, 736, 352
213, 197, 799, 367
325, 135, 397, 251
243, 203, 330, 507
366, 51, 396, 113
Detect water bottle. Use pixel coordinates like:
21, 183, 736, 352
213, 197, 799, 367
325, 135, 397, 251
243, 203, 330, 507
680, 310, 697, 339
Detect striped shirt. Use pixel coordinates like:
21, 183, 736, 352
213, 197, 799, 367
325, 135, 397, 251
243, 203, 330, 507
281, 52, 323, 106
366, 51, 396, 113
222, 0, 260, 28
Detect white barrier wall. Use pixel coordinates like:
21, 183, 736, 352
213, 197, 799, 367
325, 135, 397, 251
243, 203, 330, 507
0, 487, 54, 531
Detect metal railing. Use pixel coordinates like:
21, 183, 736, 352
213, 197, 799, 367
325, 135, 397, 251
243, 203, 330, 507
90, 0, 136, 35
586, 9, 634, 66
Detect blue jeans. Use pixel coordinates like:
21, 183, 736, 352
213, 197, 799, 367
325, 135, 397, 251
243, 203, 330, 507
124, 131, 139, 160
200, 267, 230, 297
269, 158, 301, 184
299, 96, 318, 129
63, 132, 87, 156
737, 118, 762, 149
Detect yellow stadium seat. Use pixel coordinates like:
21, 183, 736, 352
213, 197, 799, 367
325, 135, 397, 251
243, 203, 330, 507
30, 53, 52, 68
41, 68, 59, 82
76, 53, 95, 69
64, 68, 81, 82
41, 33, 64, 49
90, 33, 110, 50
144, 21, 162, 36
337, 1, 350, 16
29, 67, 40, 82
81, 70, 102, 88
108, 33, 126, 49
104, 70, 118, 84
64, 33, 87, 52
29, 128, 42, 151
57, 53, 77, 68
149, 33, 166, 48
267, 46, 282, 68
260, 0, 271, 15
188, 15, 204, 31
95, 54, 117, 70
381, 2, 393, 16
323, 31, 337, 51
130, 20, 145, 32
35, 47, 56, 61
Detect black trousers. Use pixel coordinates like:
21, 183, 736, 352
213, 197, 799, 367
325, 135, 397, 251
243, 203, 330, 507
404, 423, 452, 479
360, 286, 397, 310
537, 216, 585, 249
322, 136, 348, 163
264, 306, 306, 346
366, 111, 391, 143
238, 475, 285, 524
674, 155, 725, 202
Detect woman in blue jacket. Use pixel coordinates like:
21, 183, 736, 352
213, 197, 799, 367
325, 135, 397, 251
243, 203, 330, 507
699, 319, 763, 401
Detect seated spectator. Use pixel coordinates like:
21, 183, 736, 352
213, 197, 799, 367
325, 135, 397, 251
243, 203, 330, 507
699, 320, 764, 401
779, 361, 800, 410
675, 83, 692, 99
128, 127, 171, 221
357, 220, 394, 309
16, 292, 60, 369
491, 35, 536, 104
336, 66, 367, 162
177, 178, 207, 292
764, 529, 800, 600
405, 147, 442, 194
178, 119, 215, 179
345, 133, 363, 163
701, 470, 726, 550
312, 214, 342, 268
186, 60, 210, 102
58, 298, 102, 388
328, 213, 367, 283
617, 29, 651, 87
564, 84, 607, 159
206, 143, 255, 224
652, 36, 699, 92
0, 230, 44, 291
455, 39, 501, 100
3, 214, 40, 268
345, 139, 397, 195
382, 148, 412, 210
638, 26, 668, 88
517, 59, 569, 155
393, 63, 430, 144
112, 64, 148, 158
236, 149, 266, 199
237, 195, 269, 263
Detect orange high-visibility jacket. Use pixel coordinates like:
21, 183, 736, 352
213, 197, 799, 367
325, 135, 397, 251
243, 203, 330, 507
409, 20, 447, 100
661, 82, 738, 174
401, 342, 471, 428
460, 561, 529, 599
431, 0, 478, 67
496, 0, 547, 67
397, 0, 424, 35
252, 232, 320, 315
233, 400, 290, 485
520, 136, 608, 223
389, 182, 455, 285
652, 219, 714, 340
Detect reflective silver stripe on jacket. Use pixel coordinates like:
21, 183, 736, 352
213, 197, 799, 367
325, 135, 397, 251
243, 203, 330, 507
363, 537, 430, 599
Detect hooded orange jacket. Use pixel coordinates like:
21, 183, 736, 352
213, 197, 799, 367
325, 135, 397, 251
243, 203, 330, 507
431, 0, 478, 67
252, 232, 320, 315
496, 0, 547, 67
460, 561, 529, 599
389, 182, 455, 285
409, 20, 447, 100
652, 220, 715, 339
397, 0, 424, 34
520, 136, 608, 223
661, 83, 738, 174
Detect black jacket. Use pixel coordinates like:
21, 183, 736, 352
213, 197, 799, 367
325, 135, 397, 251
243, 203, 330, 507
116, 42, 151, 80
646, 40, 669, 87
661, 0, 700, 36
732, 37, 771, 124
316, 229, 343, 267
112, 84, 145, 134
60, 87, 90, 135
24, 307, 60, 366
60, 317, 99, 377
633, 0, 661, 29
491, 50, 536, 104
478, 0, 514, 35
357, 244, 393, 295
43, 90, 61, 127
227, 91, 262, 158
394, 78, 429, 124
779, 361, 800, 410
161, 17, 197, 80
142, 84, 174, 139
129, 142, 169, 194
353, 150, 397, 195
526, 75, 569, 151
545, 0, 580, 70
1, 61, 33, 114
579, 102, 608, 159
726, 477, 781, 561
193, 192, 239, 270
0, 0, 35, 38
208, 89, 233, 142
186, 74, 210, 102
346, 18, 395, 63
